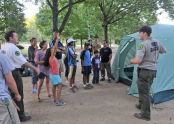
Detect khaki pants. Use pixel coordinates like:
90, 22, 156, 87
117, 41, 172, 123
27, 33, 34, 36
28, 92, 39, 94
101, 62, 112, 79
58, 59, 64, 73
0, 99, 21, 124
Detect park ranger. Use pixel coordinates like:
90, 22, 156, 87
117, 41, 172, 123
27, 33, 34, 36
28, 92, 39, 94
130, 26, 166, 121
1, 31, 40, 122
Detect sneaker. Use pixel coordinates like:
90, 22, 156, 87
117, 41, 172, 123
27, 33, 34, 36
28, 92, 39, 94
66, 80, 69, 84
62, 84, 66, 87
100, 77, 105, 81
20, 115, 32, 122
34, 85, 37, 89
108, 78, 111, 83
70, 87, 76, 93
86, 83, 93, 88
135, 104, 141, 110
73, 85, 79, 90
56, 101, 65, 106
84, 84, 93, 89
134, 113, 150, 121
32, 88, 37, 94
54, 99, 56, 104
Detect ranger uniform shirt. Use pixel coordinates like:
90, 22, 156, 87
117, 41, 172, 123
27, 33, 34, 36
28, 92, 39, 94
136, 37, 166, 70
1, 43, 27, 69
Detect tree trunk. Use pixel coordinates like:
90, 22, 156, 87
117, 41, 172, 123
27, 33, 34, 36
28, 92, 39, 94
52, 0, 58, 32
103, 25, 108, 42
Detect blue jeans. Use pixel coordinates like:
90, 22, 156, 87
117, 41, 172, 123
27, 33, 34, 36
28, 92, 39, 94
92, 70, 99, 84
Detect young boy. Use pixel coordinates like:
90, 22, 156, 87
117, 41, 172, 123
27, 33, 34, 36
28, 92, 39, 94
92, 50, 100, 84
67, 38, 78, 93
28, 38, 38, 94
80, 42, 93, 89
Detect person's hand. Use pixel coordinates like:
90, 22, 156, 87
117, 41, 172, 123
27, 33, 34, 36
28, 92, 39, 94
35, 45, 38, 50
82, 66, 84, 72
107, 61, 111, 65
35, 68, 40, 75
72, 54, 77, 59
15, 94, 21, 102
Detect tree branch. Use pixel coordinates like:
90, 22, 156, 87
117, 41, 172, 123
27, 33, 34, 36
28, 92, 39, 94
106, 0, 114, 16
47, 0, 53, 9
58, 0, 85, 14
58, 0, 73, 33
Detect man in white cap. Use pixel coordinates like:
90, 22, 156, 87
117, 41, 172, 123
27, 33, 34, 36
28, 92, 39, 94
67, 38, 78, 93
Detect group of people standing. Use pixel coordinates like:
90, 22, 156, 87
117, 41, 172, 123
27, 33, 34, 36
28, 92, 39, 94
0, 25, 165, 124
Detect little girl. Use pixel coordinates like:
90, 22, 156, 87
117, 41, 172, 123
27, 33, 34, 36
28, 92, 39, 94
35, 40, 51, 102
45, 33, 64, 106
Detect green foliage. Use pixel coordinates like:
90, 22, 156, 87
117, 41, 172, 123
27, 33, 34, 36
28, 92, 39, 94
34, 0, 174, 44
0, 0, 26, 39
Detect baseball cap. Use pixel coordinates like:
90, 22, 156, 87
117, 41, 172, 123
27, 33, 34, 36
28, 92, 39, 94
67, 38, 76, 44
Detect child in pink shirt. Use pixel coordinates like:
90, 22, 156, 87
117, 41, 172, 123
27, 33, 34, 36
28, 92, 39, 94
45, 33, 64, 106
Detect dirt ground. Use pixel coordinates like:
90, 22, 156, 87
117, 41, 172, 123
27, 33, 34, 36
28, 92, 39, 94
21, 46, 174, 124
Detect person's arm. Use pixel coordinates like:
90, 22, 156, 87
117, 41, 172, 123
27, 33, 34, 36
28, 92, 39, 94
130, 43, 145, 64
130, 58, 142, 64
5, 72, 21, 101
51, 36, 59, 59
159, 42, 167, 53
35, 51, 44, 65
92, 58, 94, 70
34, 45, 38, 57
24, 62, 40, 75
108, 48, 112, 65
1, 54, 21, 101
108, 54, 112, 65
36, 61, 44, 65
69, 47, 77, 59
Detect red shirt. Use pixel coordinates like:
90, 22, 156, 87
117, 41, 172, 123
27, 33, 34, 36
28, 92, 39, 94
49, 57, 59, 75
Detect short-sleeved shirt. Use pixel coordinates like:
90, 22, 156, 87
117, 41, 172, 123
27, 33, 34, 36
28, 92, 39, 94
1, 43, 27, 68
28, 45, 35, 63
100, 47, 112, 63
67, 46, 77, 66
49, 57, 59, 75
81, 50, 91, 66
93, 42, 100, 51
92, 57, 100, 71
49, 40, 64, 60
35, 50, 49, 76
136, 37, 166, 70
0, 53, 15, 100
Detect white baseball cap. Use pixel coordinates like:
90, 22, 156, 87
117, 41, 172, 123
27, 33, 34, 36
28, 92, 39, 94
67, 38, 76, 44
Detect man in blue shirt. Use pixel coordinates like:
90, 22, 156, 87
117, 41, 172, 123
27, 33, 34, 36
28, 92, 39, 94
0, 53, 21, 124
80, 42, 93, 89
67, 38, 78, 93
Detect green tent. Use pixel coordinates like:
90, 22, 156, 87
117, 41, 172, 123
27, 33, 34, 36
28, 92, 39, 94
111, 24, 174, 104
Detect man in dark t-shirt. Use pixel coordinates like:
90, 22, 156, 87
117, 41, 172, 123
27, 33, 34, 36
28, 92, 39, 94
100, 40, 112, 83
